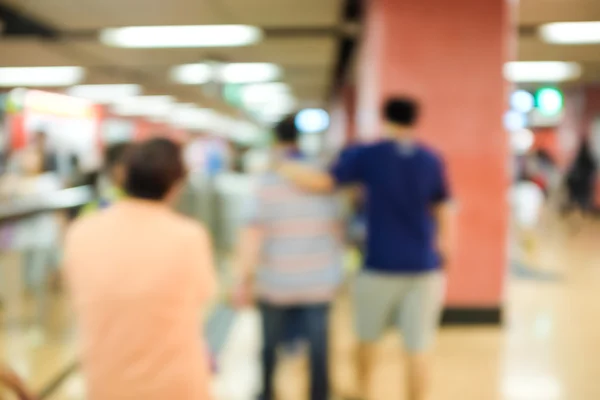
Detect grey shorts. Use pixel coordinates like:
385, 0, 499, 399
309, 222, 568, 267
352, 269, 445, 352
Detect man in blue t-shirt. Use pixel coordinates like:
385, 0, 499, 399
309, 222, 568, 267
278, 97, 453, 400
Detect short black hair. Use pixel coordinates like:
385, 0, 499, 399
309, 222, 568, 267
125, 138, 185, 201
105, 142, 133, 170
274, 114, 299, 144
384, 97, 420, 126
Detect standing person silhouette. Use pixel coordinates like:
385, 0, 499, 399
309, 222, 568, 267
277, 97, 454, 400
233, 115, 343, 400
64, 139, 217, 400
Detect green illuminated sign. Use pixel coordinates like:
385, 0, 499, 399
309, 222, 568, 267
535, 87, 563, 116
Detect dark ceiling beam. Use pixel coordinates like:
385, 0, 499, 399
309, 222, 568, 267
328, 0, 363, 100
0, 2, 57, 37
519, 25, 538, 37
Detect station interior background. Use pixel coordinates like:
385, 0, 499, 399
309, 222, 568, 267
1, 0, 600, 399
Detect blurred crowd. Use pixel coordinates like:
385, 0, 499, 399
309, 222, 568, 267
0, 94, 598, 400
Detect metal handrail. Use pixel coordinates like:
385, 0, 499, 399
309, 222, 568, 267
0, 186, 94, 222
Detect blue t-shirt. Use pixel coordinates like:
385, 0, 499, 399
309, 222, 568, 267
331, 140, 450, 273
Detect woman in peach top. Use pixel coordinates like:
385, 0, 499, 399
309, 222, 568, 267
64, 139, 217, 400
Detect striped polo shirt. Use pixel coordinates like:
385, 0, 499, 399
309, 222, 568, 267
247, 171, 343, 305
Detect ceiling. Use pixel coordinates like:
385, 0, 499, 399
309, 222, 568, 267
518, 0, 600, 84
2, 0, 600, 118
0, 0, 347, 118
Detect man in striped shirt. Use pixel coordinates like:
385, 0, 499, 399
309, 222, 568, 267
234, 115, 343, 400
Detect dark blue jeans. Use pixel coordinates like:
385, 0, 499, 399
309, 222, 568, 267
283, 307, 305, 345
259, 302, 330, 400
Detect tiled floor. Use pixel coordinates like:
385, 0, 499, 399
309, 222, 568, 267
215, 213, 600, 400
4, 212, 600, 399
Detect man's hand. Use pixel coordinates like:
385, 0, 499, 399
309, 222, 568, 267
437, 238, 453, 268
231, 278, 254, 309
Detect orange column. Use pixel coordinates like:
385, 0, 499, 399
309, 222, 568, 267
328, 85, 357, 151
357, 0, 513, 320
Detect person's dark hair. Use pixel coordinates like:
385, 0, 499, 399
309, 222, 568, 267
125, 138, 185, 201
105, 142, 133, 171
274, 114, 299, 144
384, 97, 420, 126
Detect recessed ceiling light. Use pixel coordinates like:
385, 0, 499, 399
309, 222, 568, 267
100, 25, 263, 48
0, 66, 85, 87
295, 108, 330, 133
66, 84, 141, 103
510, 90, 535, 113
540, 21, 600, 45
171, 63, 280, 84
504, 110, 527, 131
503, 62, 581, 83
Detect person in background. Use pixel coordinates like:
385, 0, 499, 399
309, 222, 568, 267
66, 154, 92, 220
563, 139, 597, 220
16, 149, 63, 337
233, 115, 343, 400
64, 138, 217, 400
277, 97, 453, 400
511, 174, 545, 263
80, 142, 132, 215
32, 131, 58, 173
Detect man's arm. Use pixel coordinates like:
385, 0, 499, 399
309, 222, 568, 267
277, 162, 336, 193
234, 225, 264, 283
433, 201, 455, 266
278, 145, 366, 193
431, 155, 455, 266
187, 226, 219, 308
231, 225, 264, 308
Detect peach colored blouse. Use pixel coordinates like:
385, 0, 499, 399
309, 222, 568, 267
64, 200, 217, 400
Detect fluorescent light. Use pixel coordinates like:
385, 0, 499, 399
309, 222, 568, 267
219, 63, 280, 83
171, 63, 280, 84
540, 21, 600, 44
241, 82, 291, 105
111, 95, 174, 117
0, 66, 84, 87
170, 64, 212, 85
239, 82, 296, 123
503, 62, 581, 83
66, 84, 141, 103
100, 25, 262, 48
23, 90, 94, 118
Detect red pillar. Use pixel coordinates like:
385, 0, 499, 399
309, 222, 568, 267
357, 0, 513, 316
328, 85, 357, 151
